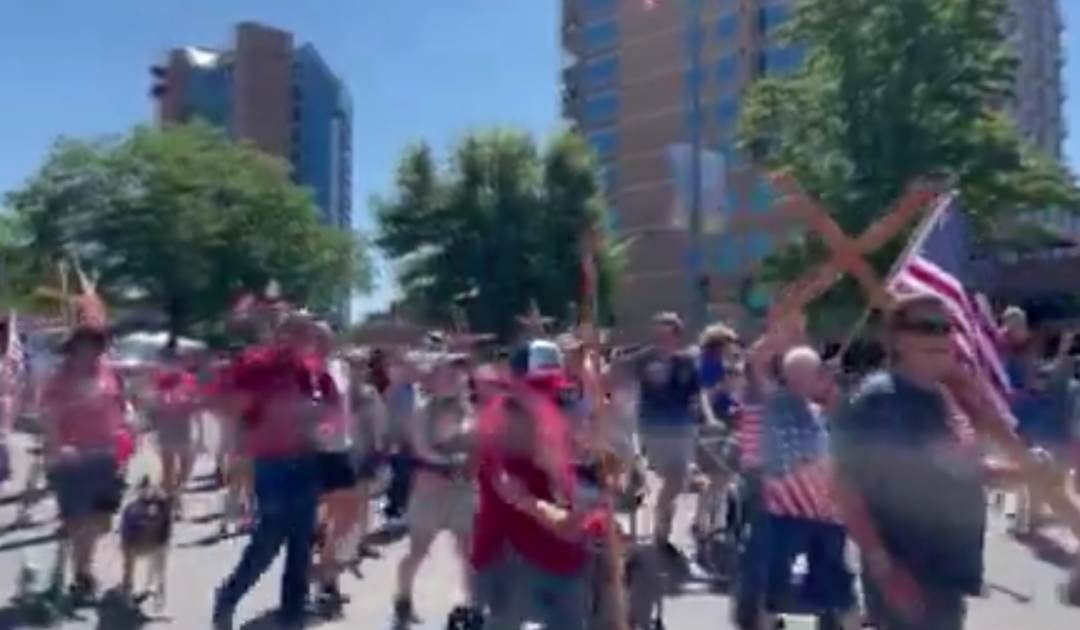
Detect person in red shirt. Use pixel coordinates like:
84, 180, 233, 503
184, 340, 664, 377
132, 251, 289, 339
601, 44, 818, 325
211, 312, 341, 630
470, 375, 608, 630
149, 350, 199, 513
39, 325, 127, 600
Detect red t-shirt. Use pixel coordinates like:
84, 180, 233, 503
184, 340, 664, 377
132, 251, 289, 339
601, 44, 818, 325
471, 452, 606, 575
221, 346, 340, 458
154, 368, 198, 420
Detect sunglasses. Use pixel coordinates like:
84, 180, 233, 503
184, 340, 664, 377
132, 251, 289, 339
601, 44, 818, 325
893, 316, 953, 336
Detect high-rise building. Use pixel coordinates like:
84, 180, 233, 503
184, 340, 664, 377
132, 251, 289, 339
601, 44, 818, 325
150, 22, 353, 323
562, 0, 1067, 333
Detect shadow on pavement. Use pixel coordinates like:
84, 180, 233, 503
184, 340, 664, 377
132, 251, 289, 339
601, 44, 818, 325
0, 530, 62, 554
178, 527, 248, 548
1011, 530, 1077, 569
366, 523, 408, 547
0, 605, 28, 630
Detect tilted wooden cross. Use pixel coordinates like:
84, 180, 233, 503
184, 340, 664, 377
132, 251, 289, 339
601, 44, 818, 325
759, 174, 943, 322
445, 304, 494, 350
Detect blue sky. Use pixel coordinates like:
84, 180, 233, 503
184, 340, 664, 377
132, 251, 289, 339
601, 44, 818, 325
0, 0, 1076, 319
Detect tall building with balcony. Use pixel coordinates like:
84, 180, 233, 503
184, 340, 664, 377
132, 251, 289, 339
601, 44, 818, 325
150, 22, 353, 323
561, 0, 1068, 334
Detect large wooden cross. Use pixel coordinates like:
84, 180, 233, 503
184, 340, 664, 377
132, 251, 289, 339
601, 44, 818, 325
752, 174, 942, 322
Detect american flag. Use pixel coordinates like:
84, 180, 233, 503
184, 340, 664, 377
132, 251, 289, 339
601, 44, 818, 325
735, 403, 762, 469
3, 311, 24, 382
755, 397, 840, 523
886, 192, 1011, 442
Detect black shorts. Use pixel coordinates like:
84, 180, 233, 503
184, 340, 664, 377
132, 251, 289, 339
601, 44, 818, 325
317, 451, 358, 493
47, 453, 125, 521
354, 452, 383, 482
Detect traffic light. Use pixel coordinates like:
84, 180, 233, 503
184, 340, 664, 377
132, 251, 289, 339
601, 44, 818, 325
149, 65, 168, 99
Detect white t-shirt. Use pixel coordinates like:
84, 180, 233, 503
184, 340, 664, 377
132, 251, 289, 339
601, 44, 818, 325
316, 358, 353, 452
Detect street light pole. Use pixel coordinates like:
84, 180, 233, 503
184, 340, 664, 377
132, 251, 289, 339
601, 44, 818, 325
687, 0, 709, 332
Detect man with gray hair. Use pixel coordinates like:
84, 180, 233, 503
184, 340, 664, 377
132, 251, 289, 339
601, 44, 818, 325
737, 345, 858, 630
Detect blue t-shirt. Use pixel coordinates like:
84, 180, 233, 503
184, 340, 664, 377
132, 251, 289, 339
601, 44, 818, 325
634, 348, 701, 428
700, 353, 736, 419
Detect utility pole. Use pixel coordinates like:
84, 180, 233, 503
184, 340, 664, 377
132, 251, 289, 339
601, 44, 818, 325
687, 0, 710, 332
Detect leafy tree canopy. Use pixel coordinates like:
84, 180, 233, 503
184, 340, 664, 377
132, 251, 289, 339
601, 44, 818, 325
6, 121, 373, 337
737, 0, 1079, 331
374, 128, 619, 340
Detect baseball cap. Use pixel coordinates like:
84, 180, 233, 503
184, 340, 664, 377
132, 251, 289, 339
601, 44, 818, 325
509, 339, 564, 377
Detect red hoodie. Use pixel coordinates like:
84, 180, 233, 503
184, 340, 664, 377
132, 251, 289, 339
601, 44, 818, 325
470, 386, 607, 575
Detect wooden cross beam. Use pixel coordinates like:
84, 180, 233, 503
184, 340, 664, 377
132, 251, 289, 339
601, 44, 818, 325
517, 299, 553, 335
761, 175, 943, 322
445, 304, 494, 348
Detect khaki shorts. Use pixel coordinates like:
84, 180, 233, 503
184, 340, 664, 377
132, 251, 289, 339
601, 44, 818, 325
406, 476, 475, 538
639, 426, 696, 484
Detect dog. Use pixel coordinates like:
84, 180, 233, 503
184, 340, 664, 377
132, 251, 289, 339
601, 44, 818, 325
118, 476, 174, 611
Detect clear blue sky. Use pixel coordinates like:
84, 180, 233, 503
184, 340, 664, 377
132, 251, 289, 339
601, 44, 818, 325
0, 0, 1076, 318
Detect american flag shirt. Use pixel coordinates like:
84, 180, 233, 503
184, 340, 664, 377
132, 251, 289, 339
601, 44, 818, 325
759, 389, 839, 523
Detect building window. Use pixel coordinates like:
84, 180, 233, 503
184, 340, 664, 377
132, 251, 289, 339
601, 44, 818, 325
582, 92, 618, 126
761, 45, 803, 75
760, 3, 790, 33
582, 0, 616, 17
586, 129, 616, 161
580, 54, 618, 90
746, 232, 772, 260
716, 54, 738, 83
715, 236, 741, 273
716, 97, 739, 129
716, 13, 738, 40
599, 165, 616, 193
582, 21, 618, 55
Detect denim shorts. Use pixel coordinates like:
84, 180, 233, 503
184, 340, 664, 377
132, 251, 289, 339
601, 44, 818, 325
47, 452, 124, 521
473, 548, 589, 630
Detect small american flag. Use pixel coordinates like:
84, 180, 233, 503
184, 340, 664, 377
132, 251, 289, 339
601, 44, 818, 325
887, 192, 1010, 443
3, 311, 24, 382
735, 403, 762, 469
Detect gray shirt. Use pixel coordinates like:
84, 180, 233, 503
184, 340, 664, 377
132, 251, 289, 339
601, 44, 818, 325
831, 371, 985, 593
414, 395, 474, 466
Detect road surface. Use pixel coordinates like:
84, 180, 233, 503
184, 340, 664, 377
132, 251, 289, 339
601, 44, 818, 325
0, 428, 1075, 629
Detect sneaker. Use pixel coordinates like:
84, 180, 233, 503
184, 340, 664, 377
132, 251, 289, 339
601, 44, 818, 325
68, 573, 97, 604
359, 543, 382, 559
393, 596, 420, 625
317, 580, 350, 607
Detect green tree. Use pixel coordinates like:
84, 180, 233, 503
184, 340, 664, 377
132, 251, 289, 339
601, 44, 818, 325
374, 128, 619, 340
6, 121, 373, 339
738, 0, 1079, 331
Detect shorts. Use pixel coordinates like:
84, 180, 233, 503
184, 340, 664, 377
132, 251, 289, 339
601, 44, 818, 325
154, 420, 193, 454
473, 547, 588, 630
353, 451, 383, 482
47, 452, 124, 521
317, 451, 358, 493
406, 477, 475, 538
639, 425, 696, 484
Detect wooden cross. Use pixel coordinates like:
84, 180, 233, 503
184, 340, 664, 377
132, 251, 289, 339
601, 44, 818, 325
517, 299, 553, 336
445, 304, 494, 349
760, 174, 943, 322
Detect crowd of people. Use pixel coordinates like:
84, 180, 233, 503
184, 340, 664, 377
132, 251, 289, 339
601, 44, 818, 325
0, 291, 1078, 630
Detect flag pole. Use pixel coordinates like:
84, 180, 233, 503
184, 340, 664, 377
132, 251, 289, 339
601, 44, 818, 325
579, 223, 629, 630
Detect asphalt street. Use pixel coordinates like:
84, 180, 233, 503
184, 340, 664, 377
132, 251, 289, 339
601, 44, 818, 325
0, 424, 1074, 630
